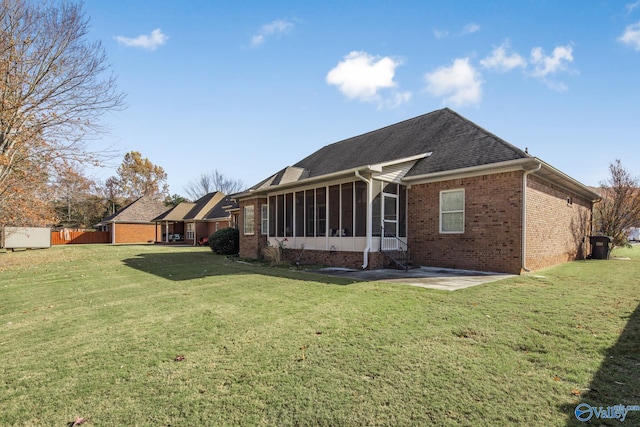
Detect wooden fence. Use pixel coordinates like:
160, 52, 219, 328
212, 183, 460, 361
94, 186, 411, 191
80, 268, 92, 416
51, 230, 111, 245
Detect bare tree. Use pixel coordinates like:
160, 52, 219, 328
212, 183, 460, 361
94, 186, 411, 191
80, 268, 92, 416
0, 0, 125, 226
184, 170, 244, 200
594, 159, 640, 248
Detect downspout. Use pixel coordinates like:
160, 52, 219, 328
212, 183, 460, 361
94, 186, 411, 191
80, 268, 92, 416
355, 170, 372, 269
522, 162, 542, 272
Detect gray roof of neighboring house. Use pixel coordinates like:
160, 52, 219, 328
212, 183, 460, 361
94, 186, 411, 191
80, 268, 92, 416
153, 202, 196, 221
99, 196, 168, 224
153, 193, 237, 222
203, 196, 238, 220
248, 108, 530, 191
184, 192, 225, 220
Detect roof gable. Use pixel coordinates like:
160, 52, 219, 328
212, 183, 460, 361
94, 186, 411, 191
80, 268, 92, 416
184, 192, 226, 220
101, 196, 167, 223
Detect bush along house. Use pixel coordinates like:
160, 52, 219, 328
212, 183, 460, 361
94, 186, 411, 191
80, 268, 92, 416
233, 108, 600, 274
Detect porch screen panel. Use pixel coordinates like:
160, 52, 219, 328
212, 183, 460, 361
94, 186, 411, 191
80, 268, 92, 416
276, 194, 285, 237
305, 189, 315, 237
329, 185, 340, 236
341, 182, 353, 237
295, 191, 304, 237
372, 181, 382, 237
354, 181, 367, 237
285, 193, 293, 237
399, 185, 407, 237
316, 187, 327, 236
268, 196, 276, 236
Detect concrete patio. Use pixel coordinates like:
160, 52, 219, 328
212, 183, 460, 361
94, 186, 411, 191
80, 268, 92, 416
313, 266, 515, 291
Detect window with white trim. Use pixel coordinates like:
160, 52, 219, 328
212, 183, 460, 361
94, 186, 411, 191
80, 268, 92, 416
186, 223, 195, 239
440, 189, 465, 233
244, 205, 255, 235
261, 204, 268, 235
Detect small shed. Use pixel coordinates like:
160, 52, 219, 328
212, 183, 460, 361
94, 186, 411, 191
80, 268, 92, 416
2, 227, 51, 249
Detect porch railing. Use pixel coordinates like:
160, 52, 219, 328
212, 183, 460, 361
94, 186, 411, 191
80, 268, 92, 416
380, 225, 410, 271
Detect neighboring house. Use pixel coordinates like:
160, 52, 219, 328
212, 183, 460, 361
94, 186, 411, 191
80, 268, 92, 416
96, 196, 166, 244
153, 192, 238, 245
234, 108, 601, 274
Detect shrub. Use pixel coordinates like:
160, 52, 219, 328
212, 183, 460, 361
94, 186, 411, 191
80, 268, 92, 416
208, 228, 239, 255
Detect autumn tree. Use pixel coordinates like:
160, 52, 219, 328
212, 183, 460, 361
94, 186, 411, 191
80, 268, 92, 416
184, 170, 244, 200
594, 159, 640, 248
49, 162, 108, 228
0, 0, 125, 227
110, 151, 169, 203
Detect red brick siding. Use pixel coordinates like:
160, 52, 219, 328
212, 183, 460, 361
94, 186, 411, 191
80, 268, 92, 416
238, 198, 268, 259
113, 223, 159, 244
525, 175, 592, 270
408, 172, 524, 274
282, 248, 385, 270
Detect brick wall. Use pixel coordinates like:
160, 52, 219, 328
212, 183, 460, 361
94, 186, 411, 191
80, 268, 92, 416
113, 223, 159, 244
524, 175, 592, 271
408, 172, 524, 274
282, 248, 385, 270
238, 197, 268, 259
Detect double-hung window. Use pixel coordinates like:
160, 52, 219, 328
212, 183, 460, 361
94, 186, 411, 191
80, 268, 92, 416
440, 189, 464, 233
244, 206, 255, 235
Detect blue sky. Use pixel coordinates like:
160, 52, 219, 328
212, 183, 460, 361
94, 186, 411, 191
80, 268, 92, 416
83, 0, 640, 196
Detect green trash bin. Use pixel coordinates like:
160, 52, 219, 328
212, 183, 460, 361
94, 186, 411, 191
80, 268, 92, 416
589, 236, 611, 260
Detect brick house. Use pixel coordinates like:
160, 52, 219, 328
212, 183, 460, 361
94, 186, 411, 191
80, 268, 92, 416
96, 196, 166, 244
153, 192, 238, 245
234, 108, 600, 274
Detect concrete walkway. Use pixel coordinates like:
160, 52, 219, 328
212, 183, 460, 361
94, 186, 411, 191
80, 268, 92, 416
314, 266, 515, 291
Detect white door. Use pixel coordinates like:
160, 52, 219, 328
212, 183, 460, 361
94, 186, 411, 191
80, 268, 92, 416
382, 193, 398, 250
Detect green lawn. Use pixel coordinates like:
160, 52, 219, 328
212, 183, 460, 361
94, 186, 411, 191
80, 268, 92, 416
1, 244, 638, 426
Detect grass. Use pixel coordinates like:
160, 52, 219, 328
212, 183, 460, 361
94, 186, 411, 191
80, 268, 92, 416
0, 244, 638, 426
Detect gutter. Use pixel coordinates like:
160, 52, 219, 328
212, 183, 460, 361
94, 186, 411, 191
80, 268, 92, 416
355, 170, 373, 269
522, 162, 542, 272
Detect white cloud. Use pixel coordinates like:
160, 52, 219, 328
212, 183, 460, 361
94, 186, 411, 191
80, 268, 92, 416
626, 1, 640, 15
530, 44, 573, 77
424, 58, 483, 107
326, 51, 410, 108
619, 22, 640, 50
461, 23, 480, 35
115, 28, 168, 51
251, 19, 294, 47
480, 41, 527, 72
433, 29, 449, 39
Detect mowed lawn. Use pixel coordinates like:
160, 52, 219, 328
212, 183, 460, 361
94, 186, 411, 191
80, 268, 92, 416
0, 244, 638, 426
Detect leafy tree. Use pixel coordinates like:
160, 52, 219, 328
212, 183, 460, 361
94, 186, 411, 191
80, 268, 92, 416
594, 159, 640, 248
111, 151, 169, 203
0, 0, 125, 227
164, 193, 190, 207
184, 170, 244, 200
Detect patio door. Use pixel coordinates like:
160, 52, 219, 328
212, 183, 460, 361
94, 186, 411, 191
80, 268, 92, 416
382, 193, 398, 250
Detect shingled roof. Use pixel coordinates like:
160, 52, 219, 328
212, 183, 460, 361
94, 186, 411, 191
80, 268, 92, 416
248, 108, 530, 192
99, 196, 167, 224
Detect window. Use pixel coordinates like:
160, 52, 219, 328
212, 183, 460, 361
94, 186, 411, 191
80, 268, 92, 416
186, 223, 195, 240
440, 189, 464, 233
261, 204, 268, 235
244, 205, 255, 235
